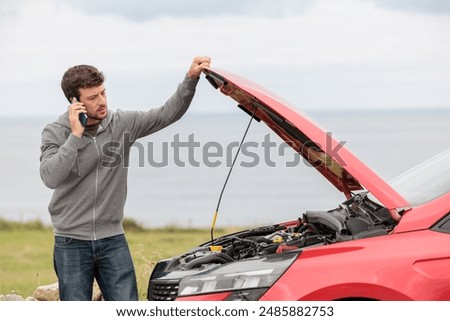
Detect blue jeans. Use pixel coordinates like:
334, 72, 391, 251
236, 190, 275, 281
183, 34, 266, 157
53, 234, 138, 301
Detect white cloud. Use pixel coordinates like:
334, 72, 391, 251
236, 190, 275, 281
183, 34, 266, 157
372, 0, 450, 14
0, 0, 449, 116
54, 0, 315, 21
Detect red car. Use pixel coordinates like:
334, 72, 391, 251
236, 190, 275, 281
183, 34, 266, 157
147, 68, 450, 301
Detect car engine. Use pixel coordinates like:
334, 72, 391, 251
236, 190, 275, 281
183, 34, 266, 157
162, 193, 397, 272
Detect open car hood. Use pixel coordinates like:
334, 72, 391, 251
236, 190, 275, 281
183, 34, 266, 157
203, 68, 410, 218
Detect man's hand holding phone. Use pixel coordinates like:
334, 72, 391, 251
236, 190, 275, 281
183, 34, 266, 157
69, 97, 87, 138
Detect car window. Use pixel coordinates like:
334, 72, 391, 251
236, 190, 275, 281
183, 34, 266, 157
388, 149, 450, 206
432, 213, 450, 234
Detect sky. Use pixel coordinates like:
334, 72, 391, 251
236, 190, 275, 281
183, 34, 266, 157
1, 0, 450, 117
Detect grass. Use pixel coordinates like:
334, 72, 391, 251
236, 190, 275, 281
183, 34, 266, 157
0, 218, 241, 300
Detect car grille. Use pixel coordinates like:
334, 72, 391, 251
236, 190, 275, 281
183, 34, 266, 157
148, 280, 180, 301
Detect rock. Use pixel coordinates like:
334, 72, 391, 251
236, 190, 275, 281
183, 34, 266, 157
33, 282, 59, 301
1, 281, 103, 301
92, 281, 103, 301
32, 281, 103, 301
0, 294, 24, 301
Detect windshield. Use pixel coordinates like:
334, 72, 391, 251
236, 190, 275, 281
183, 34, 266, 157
388, 149, 450, 207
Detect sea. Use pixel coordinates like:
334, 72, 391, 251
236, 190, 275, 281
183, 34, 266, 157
0, 108, 449, 229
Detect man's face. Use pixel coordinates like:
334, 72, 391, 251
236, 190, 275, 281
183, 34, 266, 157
79, 85, 108, 123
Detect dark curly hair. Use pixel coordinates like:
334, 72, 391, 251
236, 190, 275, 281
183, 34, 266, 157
61, 65, 105, 102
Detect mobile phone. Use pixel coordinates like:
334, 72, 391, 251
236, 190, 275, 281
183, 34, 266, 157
72, 97, 88, 127
79, 111, 88, 127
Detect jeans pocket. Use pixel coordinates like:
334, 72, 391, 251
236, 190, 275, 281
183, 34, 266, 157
55, 236, 74, 247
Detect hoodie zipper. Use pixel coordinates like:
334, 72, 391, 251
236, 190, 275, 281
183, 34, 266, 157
91, 135, 101, 240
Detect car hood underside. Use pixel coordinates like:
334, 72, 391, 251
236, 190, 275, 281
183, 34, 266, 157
203, 68, 410, 219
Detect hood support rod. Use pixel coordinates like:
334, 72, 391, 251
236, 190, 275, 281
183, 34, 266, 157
210, 106, 257, 247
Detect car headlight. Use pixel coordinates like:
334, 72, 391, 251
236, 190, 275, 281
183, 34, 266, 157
178, 251, 299, 297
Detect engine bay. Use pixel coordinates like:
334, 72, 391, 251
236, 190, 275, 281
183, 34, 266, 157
163, 193, 397, 272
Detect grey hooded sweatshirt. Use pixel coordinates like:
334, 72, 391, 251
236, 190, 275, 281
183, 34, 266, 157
40, 75, 199, 240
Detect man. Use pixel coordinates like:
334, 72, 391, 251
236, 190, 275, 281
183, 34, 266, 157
40, 56, 211, 300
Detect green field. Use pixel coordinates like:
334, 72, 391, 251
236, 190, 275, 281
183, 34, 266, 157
0, 218, 240, 300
